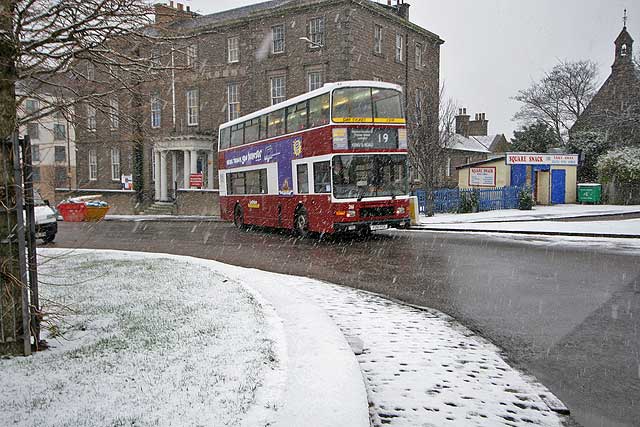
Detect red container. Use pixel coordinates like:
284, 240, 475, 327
57, 202, 87, 222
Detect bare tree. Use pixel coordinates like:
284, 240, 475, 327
513, 60, 599, 144
408, 84, 457, 216
0, 0, 178, 355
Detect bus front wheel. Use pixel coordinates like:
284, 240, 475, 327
233, 205, 245, 229
294, 208, 309, 238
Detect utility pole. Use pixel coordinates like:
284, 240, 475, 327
1, 0, 31, 356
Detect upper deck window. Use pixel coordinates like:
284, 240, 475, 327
332, 87, 403, 123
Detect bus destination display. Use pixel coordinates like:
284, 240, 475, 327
348, 128, 398, 149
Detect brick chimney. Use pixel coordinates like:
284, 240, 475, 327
383, 1, 410, 21
455, 108, 470, 137
154, 2, 198, 26
468, 112, 488, 136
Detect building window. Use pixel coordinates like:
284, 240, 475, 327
227, 83, 240, 121
150, 49, 160, 73
446, 157, 451, 177
186, 89, 199, 126
308, 17, 325, 47
151, 93, 162, 128
111, 147, 120, 181
308, 71, 323, 92
89, 149, 97, 181
186, 44, 197, 67
55, 166, 67, 187
53, 123, 66, 140
87, 105, 96, 131
151, 149, 156, 182
374, 24, 383, 54
270, 76, 286, 105
110, 98, 119, 130
31, 145, 40, 162
395, 34, 404, 62
27, 123, 39, 140
415, 43, 423, 69
86, 62, 95, 80
272, 24, 285, 54
54, 146, 66, 162
25, 99, 38, 114
228, 37, 239, 63
32, 166, 40, 182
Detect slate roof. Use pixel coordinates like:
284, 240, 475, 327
447, 134, 502, 154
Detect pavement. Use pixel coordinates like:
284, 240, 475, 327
234, 265, 573, 427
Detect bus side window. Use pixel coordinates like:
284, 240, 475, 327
297, 164, 309, 194
313, 161, 331, 193
287, 101, 308, 133
245, 118, 260, 144
219, 127, 230, 150
309, 94, 330, 128
268, 109, 285, 138
260, 114, 268, 140
230, 123, 244, 147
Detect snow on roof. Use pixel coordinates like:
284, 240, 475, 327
448, 134, 497, 153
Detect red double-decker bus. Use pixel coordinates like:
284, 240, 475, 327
218, 81, 410, 235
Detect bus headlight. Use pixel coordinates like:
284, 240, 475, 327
396, 207, 406, 215
346, 210, 357, 218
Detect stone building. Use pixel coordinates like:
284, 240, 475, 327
18, 92, 77, 202
571, 19, 640, 145
70, 0, 443, 215
436, 108, 509, 188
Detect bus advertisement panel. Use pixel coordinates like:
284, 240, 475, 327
218, 81, 410, 235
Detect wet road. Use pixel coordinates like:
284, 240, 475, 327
53, 220, 640, 427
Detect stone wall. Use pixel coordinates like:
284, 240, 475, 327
176, 190, 220, 216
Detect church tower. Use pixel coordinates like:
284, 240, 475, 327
613, 10, 634, 70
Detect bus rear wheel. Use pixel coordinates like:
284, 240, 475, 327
294, 208, 309, 238
233, 205, 245, 229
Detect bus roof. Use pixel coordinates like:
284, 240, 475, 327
219, 80, 403, 130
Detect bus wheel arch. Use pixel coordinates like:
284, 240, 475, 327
294, 205, 309, 237
233, 203, 245, 229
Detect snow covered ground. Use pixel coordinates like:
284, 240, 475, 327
419, 204, 640, 224
0, 249, 570, 427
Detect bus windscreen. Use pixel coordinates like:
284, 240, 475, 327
332, 154, 408, 199
332, 88, 404, 124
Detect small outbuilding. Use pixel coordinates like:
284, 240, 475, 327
456, 153, 579, 205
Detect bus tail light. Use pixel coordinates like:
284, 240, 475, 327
398, 128, 407, 149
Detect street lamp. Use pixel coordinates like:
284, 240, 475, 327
299, 36, 323, 48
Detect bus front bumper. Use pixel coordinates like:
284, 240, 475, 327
334, 218, 409, 233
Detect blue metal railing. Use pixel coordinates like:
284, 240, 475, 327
415, 186, 521, 214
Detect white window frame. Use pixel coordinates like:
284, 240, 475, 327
374, 24, 383, 54
186, 44, 197, 67
415, 42, 423, 69
446, 157, 452, 177
308, 17, 325, 48
270, 76, 286, 105
227, 83, 240, 121
87, 105, 97, 131
25, 99, 39, 114
186, 89, 199, 126
308, 71, 323, 92
27, 122, 39, 140
86, 62, 95, 80
89, 149, 97, 181
110, 98, 119, 130
395, 33, 404, 63
31, 145, 40, 163
227, 37, 239, 63
110, 147, 120, 181
53, 123, 66, 140
151, 94, 162, 129
272, 24, 285, 54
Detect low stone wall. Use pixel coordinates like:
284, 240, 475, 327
55, 189, 140, 215
176, 190, 220, 216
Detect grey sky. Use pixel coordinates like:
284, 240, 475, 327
184, 0, 637, 138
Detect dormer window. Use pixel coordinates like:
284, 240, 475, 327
621, 44, 628, 56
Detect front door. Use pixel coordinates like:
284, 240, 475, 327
551, 170, 566, 204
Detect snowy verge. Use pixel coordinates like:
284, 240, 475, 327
0, 249, 284, 427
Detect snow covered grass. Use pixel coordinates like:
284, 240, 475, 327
0, 250, 280, 427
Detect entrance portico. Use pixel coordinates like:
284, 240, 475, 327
153, 135, 216, 202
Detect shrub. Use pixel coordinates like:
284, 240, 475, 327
597, 147, 640, 184
518, 186, 535, 210
458, 193, 473, 213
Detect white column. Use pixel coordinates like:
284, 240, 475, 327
207, 151, 215, 189
160, 151, 168, 202
183, 150, 190, 189
171, 151, 177, 193
190, 150, 198, 174
154, 149, 161, 201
